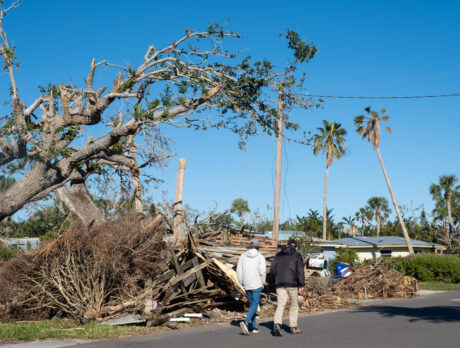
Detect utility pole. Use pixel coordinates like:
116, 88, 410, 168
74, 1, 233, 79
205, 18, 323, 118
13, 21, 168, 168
272, 87, 285, 242
173, 158, 187, 244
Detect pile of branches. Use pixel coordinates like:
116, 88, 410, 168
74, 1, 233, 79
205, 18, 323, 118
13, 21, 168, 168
0, 214, 169, 322
333, 261, 418, 299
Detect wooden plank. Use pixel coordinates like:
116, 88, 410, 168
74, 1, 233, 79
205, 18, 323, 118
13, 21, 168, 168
168, 260, 210, 287
191, 257, 206, 288
168, 242, 190, 300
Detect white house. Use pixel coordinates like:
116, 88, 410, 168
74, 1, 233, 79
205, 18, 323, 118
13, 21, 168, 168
0, 237, 40, 252
322, 236, 446, 262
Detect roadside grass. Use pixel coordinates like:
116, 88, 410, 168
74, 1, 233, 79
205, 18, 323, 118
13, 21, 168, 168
0, 320, 173, 341
418, 282, 460, 291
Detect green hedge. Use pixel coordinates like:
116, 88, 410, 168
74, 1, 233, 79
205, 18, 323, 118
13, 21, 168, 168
0, 245, 21, 261
389, 254, 460, 283
330, 248, 358, 274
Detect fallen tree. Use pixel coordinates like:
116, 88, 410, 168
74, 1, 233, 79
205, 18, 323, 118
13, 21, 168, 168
0, 2, 278, 228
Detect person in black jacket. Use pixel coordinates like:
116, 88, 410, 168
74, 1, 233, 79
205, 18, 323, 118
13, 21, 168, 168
270, 239, 305, 336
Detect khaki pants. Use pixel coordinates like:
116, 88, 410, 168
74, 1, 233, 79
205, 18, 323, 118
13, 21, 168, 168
274, 287, 299, 327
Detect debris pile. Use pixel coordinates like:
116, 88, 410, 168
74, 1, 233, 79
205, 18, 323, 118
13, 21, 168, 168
0, 219, 419, 327
0, 214, 170, 322
332, 261, 418, 299
141, 234, 250, 327
0, 218, 264, 325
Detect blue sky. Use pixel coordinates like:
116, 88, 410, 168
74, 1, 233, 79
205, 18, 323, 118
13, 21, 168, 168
2, 0, 459, 223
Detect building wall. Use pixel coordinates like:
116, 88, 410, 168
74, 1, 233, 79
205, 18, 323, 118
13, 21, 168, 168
354, 247, 435, 261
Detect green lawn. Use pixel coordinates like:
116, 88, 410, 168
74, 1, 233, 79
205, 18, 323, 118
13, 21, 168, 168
418, 282, 460, 291
0, 320, 172, 341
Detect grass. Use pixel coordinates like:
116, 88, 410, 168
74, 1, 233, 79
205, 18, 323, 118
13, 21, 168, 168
0, 319, 176, 341
418, 282, 460, 291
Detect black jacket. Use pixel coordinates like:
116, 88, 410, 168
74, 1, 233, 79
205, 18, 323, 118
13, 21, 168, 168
270, 246, 305, 288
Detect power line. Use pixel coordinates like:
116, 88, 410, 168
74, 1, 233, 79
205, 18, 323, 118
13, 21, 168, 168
308, 93, 460, 99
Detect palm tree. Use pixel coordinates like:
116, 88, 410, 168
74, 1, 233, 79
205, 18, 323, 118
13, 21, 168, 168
432, 203, 449, 245
355, 206, 372, 236
342, 216, 357, 236
429, 175, 459, 247
354, 107, 414, 253
312, 120, 347, 240
367, 196, 391, 236
230, 198, 250, 228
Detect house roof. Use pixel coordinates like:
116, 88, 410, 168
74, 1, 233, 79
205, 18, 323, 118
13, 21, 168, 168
263, 230, 339, 243
330, 236, 444, 249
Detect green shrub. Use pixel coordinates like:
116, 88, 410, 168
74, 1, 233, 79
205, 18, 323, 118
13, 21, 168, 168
389, 254, 460, 283
0, 245, 21, 261
330, 247, 358, 274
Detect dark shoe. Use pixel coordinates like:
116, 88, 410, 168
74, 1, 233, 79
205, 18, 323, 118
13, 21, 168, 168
273, 323, 283, 336
290, 327, 302, 334
240, 321, 249, 335
251, 327, 259, 334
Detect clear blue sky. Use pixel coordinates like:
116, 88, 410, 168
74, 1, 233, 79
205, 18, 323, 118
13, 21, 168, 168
2, 0, 459, 223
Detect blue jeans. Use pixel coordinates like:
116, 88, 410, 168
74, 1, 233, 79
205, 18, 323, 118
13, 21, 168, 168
245, 287, 262, 328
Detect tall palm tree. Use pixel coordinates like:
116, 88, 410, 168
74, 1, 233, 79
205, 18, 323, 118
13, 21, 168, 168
429, 175, 459, 247
342, 216, 357, 236
355, 206, 372, 236
312, 120, 347, 240
432, 203, 449, 245
367, 196, 391, 236
354, 107, 414, 253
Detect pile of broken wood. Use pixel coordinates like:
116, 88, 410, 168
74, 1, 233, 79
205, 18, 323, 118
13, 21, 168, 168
332, 261, 418, 299
140, 233, 252, 326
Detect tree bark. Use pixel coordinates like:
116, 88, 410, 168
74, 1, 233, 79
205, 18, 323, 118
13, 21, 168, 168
272, 87, 284, 242
376, 147, 414, 254
376, 212, 381, 237
0, 162, 58, 220
129, 134, 143, 214
446, 194, 453, 248
322, 164, 330, 240
56, 180, 105, 231
173, 158, 187, 243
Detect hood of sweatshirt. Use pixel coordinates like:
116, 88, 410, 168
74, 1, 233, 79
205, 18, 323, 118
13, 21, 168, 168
244, 248, 260, 258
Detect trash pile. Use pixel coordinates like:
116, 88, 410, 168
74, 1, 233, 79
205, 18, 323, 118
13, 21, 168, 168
332, 261, 418, 299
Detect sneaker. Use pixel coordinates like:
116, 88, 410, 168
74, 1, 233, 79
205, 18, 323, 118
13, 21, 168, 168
273, 323, 283, 337
290, 327, 302, 334
240, 321, 249, 335
251, 328, 259, 334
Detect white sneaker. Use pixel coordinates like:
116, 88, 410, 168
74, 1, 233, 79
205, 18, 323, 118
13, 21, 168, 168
240, 321, 249, 335
251, 328, 260, 334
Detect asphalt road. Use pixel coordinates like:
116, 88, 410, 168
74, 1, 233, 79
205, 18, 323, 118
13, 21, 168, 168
4, 291, 460, 348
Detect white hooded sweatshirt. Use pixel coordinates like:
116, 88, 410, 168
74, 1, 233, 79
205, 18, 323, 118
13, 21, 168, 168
236, 248, 266, 290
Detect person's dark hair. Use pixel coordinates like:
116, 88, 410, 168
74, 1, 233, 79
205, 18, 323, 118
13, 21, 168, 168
287, 239, 298, 248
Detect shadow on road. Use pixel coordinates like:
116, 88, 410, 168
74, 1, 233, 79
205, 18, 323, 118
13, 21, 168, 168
352, 305, 460, 323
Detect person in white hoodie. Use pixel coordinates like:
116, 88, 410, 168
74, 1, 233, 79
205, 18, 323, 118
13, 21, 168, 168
236, 239, 266, 335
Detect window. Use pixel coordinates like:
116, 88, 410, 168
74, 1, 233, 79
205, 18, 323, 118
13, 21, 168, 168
414, 249, 423, 254
380, 249, 392, 257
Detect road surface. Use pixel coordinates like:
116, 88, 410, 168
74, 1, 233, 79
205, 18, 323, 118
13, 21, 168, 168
4, 290, 460, 348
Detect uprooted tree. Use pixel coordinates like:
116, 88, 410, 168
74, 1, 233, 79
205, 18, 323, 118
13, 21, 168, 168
0, 1, 280, 231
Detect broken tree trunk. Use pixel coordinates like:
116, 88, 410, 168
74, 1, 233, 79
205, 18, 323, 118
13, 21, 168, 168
173, 158, 186, 243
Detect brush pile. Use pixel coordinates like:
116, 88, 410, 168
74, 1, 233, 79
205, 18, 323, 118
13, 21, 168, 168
0, 215, 169, 322
332, 261, 418, 299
